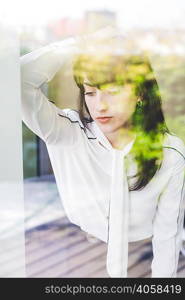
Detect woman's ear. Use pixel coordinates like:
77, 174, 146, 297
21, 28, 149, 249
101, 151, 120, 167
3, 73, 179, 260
137, 98, 143, 107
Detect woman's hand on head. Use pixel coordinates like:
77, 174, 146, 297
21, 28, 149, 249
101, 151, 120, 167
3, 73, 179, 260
50, 26, 126, 59
75, 26, 127, 56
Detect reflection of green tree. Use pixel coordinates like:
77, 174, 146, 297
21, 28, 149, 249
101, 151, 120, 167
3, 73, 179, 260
22, 122, 37, 178
166, 116, 185, 141
20, 47, 30, 56
153, 55, 185, 142
160, 58, 185, 116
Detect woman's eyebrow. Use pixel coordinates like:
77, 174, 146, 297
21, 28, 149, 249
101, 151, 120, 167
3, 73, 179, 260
83, 82, 96, 87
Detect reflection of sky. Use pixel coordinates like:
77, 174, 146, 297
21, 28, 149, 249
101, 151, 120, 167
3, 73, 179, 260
1, 0, 185, 29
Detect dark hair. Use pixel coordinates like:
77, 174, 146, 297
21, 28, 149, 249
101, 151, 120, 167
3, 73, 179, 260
73, 53, 169, 191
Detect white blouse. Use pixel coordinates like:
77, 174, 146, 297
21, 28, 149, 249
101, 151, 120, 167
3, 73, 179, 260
20, 39, 185, 278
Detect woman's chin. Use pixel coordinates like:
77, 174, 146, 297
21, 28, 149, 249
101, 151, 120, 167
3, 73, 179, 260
96, 122, 116, 134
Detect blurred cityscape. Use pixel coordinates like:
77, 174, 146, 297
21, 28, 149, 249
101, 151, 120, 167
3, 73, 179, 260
20, 9, 185, 54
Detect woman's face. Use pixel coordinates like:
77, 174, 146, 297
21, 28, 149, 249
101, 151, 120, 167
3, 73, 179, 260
83, 81, 138, 134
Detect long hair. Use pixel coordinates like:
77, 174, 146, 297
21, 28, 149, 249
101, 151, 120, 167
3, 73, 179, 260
73, 53, 169, 191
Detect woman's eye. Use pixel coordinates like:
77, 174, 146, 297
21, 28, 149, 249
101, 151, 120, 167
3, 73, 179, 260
84, 92, 96, 96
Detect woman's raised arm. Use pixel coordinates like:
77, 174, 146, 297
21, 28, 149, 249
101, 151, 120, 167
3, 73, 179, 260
20, 38, 78, 145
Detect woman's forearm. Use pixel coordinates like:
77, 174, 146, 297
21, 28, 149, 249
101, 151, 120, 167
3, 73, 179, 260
20, 37, 77, 142
20, 37, 76, 88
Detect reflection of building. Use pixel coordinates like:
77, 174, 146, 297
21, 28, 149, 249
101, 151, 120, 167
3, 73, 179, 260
45, 10, 117, 42
84, 10, 117, 33
46, 18, 85, 42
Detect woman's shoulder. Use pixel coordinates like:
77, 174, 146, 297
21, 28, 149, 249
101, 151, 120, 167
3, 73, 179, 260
163, 132, 185, 162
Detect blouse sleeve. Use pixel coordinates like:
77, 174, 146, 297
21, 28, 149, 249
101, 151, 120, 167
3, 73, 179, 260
151, 146, 185, 277
20, 38, 79, 145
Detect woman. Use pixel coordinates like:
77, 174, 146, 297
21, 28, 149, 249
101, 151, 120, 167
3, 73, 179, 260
20, 35, 185, 278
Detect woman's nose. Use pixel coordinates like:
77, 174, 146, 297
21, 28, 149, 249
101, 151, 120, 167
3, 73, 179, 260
96, 91, 109, 111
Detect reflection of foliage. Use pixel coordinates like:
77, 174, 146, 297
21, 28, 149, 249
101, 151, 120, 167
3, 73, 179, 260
152, 55, 185, 142
166, 116, 185, 143
20, 47, 30, 56
22, 122, 37, 178
73, 53, 155, 89
128, 126, 165, 190
48, 79, 58, 103
73, 53, 169, 191
158, 56, 185, 117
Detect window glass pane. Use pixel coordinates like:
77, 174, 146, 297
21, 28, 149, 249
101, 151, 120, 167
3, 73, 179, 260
0, 24, 25, 277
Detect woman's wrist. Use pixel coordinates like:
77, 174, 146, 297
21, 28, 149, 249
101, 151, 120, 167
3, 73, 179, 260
50, 37, 79, 58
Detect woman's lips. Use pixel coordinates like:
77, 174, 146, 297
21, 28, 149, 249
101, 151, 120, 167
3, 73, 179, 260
96, 117, 113, 124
